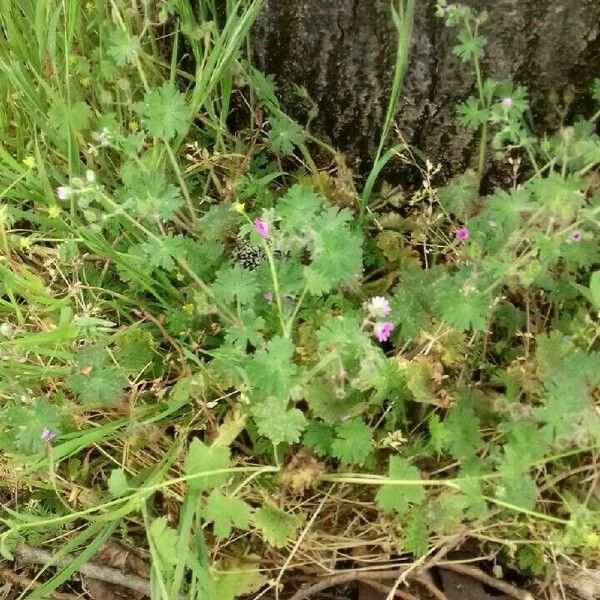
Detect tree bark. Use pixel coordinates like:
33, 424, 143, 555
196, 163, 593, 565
252, 0, 600, 176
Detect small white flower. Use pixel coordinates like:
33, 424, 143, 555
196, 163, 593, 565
366, 296, 391, 318
56, 186, 72, 200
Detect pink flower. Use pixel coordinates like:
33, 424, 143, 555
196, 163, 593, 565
263, 291, 273, 302
367, 296, 391, 318
41, 428, 54, 443
455, 227, 469, 241
502, 97, 513, 108
374, 321, 394, 343
253, 218, 269, 239
569, 230, 582, 242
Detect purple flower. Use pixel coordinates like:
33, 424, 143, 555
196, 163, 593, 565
502, 97, 513, 108
263, 291, 273, 302
253, 218, 269, 239
367, 296, 391, 318
41, 428, 54, 443
455, 227, 469, 241
569, 230, 582, 242
374, 321, 395, 343
56, 186, 72, 200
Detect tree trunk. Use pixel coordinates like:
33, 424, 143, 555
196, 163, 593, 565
252, 0, 600, 176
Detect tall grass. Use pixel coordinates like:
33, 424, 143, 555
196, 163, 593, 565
361, 0, 415, 214
0, 2, 263, 598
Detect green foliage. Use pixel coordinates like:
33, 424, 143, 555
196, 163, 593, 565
107, 29, 141, 66
184, 439, 231, 492
5, 400, 62, 454
135, 84, 190, 140
376, 457, 425, 516
452, 28, 486, 62
2, 0, 600, 591
266, 116, 303, 155
213, 266, 259, 306
302, 421, 335, 457
66, 346, 128, 407
123, 171, 183, 222
245, 336, 298, 400
402, 508, 429, 557
252, 397, 307, 445
252, 504, 304, 548
437, 170, 479, 218
330, 419, 373, 466
107, 469, 129, 498
149, 517, 179, 568
202, 490, 252, 539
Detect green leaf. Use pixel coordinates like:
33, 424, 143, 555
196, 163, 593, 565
390, 268, 432, 341
224, 310, 265, 350
202, 489, 252, 539
149, 517, 179, 568
252, 504, 303, 548
455, 478, 489, 519
48, 100, 91, 132
213, 266, 259, 306
590, 271, 600, 310
107, 469, 129, 498
266, 116, 303, 155
427, 412, 447, 455
331, 419, 373, 466
496, 474, 538, 511
135, 84, 190, 139
7, 400, 62, 454
113, 327, 156, 376
443, 402, 483, 461
375, 456, 425, 516
184, 438, 231, 492
140, 235, 186, 272
123, 171, 183, 221
403, 508, 429, 557
213, 561, 267, 600
437, 170, 479, 218
456, 97, 488, 131
275, 185, 322, 236
107, 29, 141, 65
303, 420, 335, 457
245, 336, 298, 400
251, 397, 307, 445
304, 207, 363, 295
66, 346, 128, 407
433, 273, 492, 332
452, 29, 486, 62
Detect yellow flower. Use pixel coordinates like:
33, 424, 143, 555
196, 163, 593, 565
22, 156, 35, 168
232, 202, 245, 214
19, 237, 32, 249
128, 120, 139, 132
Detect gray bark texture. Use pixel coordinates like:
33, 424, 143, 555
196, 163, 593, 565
252, 0, 600, 175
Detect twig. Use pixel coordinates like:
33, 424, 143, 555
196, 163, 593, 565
361, 578, 420, 600
13, 544, 152, 596
1, 567, 79, 599
413, 574, 448, 600
287, 569, 410, 600
440, 563, 534, 600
